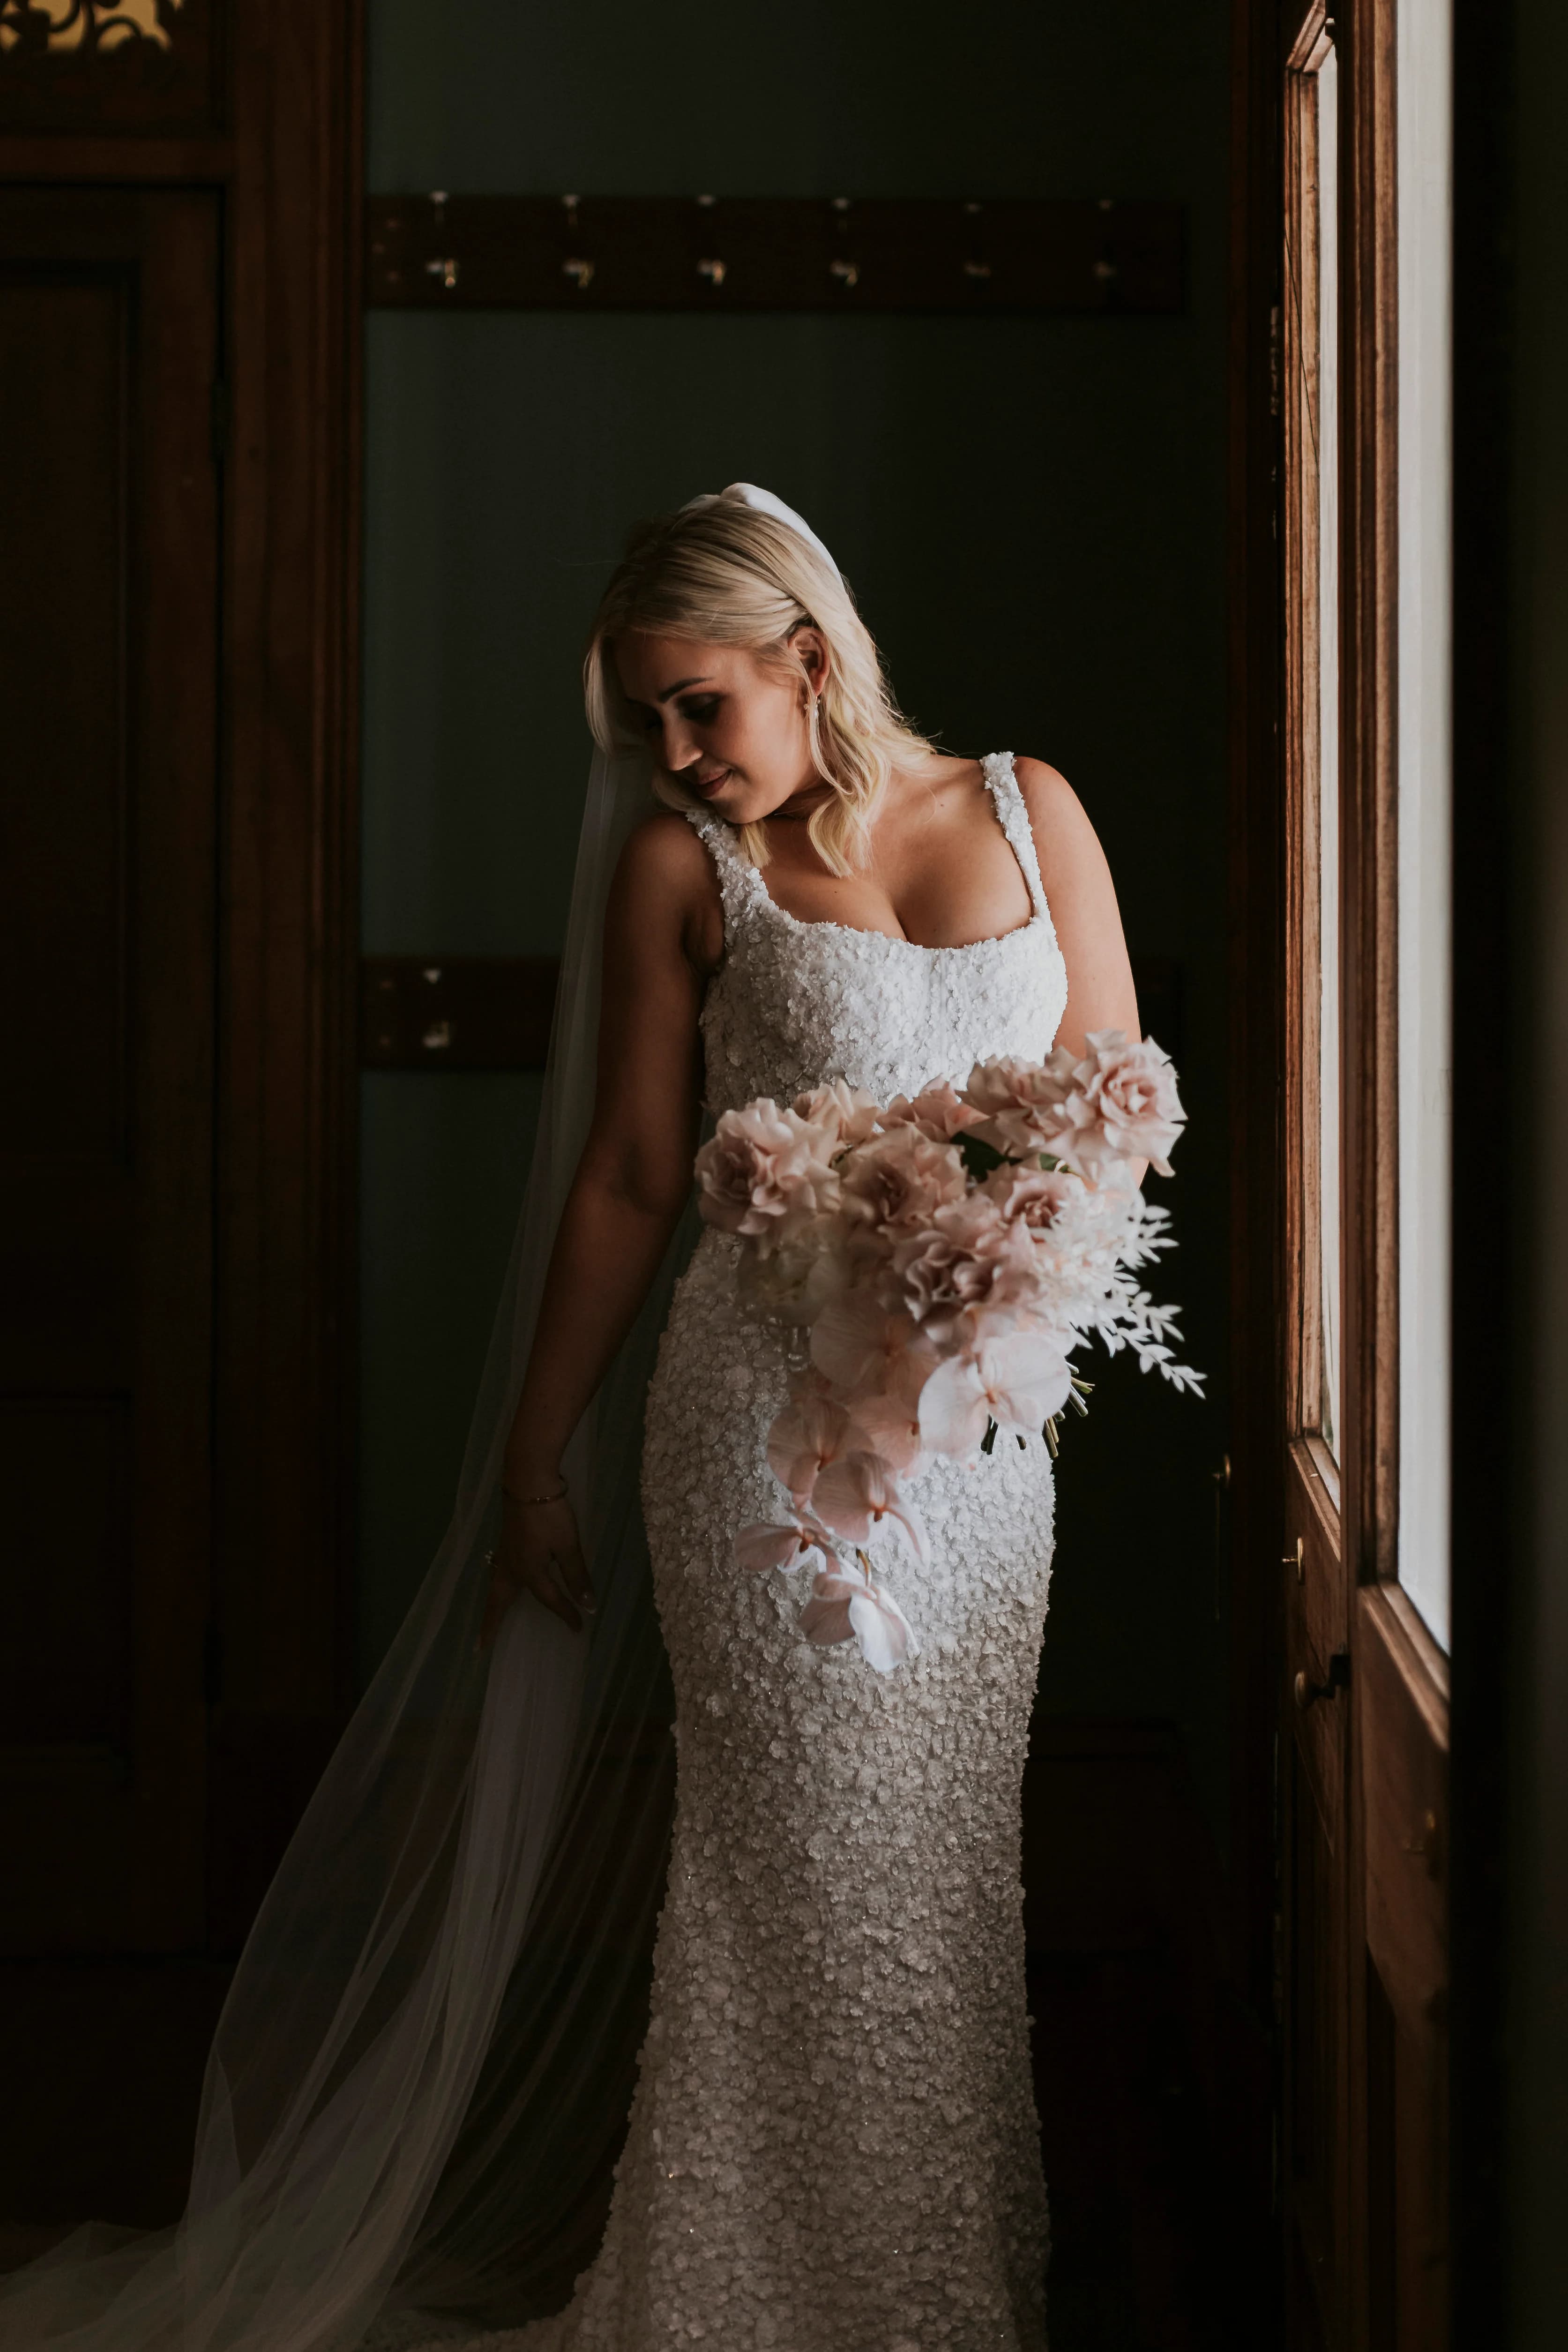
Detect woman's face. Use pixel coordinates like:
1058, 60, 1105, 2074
614, 630, 830, 826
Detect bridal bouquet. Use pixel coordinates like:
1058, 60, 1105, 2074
693, 1032, 1203, 1673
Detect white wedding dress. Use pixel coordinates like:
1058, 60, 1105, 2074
428, 754, 1069, 2352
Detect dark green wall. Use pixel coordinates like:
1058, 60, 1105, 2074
360, 0, 1235, 1843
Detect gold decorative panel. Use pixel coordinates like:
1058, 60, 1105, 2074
0, 0, 219, 133
0, 1, 181, 54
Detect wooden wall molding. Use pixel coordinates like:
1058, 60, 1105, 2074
365, 192, 1186, 315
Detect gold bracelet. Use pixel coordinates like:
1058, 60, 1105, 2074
504, 1481, 568, 1507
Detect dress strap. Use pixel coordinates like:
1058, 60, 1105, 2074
979, 751, 1050, 920
683, 806, 769, 934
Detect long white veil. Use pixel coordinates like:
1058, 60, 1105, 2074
0, 485, 839, 2352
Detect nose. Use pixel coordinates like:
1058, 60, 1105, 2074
659, 710, 700, 773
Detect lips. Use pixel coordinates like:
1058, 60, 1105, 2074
692, 768, 732, 800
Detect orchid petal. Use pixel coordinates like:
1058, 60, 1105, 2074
799, 1571, 859, 1647
733, 1521, 823, 1576
847, 1583, 917, 1674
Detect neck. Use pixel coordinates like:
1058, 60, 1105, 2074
773, 780, 836, 822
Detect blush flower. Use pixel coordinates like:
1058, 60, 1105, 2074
792, 1079, 881, 1152
733, 1519, 827, 1576
798, 1560, 918, 1674
917, 1332, 1074, 1459
694, 1100, 840, 1252
846, 1339, 937, 1475
985, 1163, 1081, 1234
1059, 1031, 1186, 1179
962, 1051, 1080, 1157
880, 1080, 973, 1142
810, 1293, 933, 1394
885, 1195, 1045, 1347
812, 1450, 928, 1559
765, 1386, 856, 1507
839, 1124, 968, 1236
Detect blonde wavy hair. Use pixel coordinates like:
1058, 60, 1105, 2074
583, 492, 933, 874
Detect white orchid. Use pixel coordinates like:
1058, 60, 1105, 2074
799, 1555, 918, 1674
764, 1386, 856, 1508
917, 1331, 1074, 1459
733, 1518, 829, 1576
811, 1449, 929, 1559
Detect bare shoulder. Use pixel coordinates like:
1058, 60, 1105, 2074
1011, 762, 1109, 884
612, 808, 719, 921
1012, 755, 1091, 837
609, 807, 723, 971
615, 807, 711, 893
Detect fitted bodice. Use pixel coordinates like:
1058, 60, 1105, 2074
687, 751, 1069, 1113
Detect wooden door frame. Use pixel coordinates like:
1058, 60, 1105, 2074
0, 0, 364, 1952
1233, 0, 1463, 2337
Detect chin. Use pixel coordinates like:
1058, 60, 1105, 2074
706, 786, 771, 825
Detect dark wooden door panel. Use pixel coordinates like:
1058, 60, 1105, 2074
0, 187, 220, 1954
1357, 1585, 1449, 2351
1283, 1439, 1351, 2348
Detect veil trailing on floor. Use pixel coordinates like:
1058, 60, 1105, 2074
0, 486, 840, 2352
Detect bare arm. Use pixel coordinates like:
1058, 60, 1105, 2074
1015, 757, 1147, 1183
483, 814, 719, 1641
1014, 758, 1140, 1057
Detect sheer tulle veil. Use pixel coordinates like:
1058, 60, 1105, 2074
0, 486, 839, 2352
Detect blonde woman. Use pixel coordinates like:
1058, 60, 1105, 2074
473, 488, 1138, 2350
0, 489, 1139, 2352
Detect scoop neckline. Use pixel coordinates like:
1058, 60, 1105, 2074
751, 885, 1045, 957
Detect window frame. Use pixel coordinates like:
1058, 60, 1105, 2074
1281, 1, 1344, 1515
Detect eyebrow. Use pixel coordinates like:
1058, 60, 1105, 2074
633, 673, 712, 706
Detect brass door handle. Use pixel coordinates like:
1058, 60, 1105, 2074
1293, 1650, 1350, 1710
1282, 1536, 1304, 1582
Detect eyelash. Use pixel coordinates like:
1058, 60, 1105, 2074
645, 696, 720, 731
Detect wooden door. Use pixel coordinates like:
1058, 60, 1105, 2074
1274, 3, 1451, 2345
0, 187, 221, 1956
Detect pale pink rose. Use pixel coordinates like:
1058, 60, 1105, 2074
799, 1561, 917, 1674
694, 1099, 839, 1252
884, 1195, 1045, 1346
917, 1331, 1074, 1459
880, 1080, 973, 1142
809, 1292, 932, 1394
792, 1078, 881, 1152
733, 1519, 827, 1575
962, 1051, 1080, 1157
985, 1163, 1081, 1234
765, 1386, 856, 1506
1063, 1030, 1186, 1179
838, 1124, 968, 1236
812, 1450, 928, 1559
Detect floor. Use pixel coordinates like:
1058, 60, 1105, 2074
3, 1755, 1262, 2347
1031, 1951, 1233, 2352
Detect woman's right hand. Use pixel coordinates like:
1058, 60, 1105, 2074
482, 1488, 596, 1645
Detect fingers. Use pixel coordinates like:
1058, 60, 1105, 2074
555, 1534, 596, 1619
478, 1496, 593, 1647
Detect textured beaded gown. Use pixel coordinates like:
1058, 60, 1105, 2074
446, 754, 1068, 2352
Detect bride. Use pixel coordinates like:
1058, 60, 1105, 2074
0, 488, 1139, 2352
